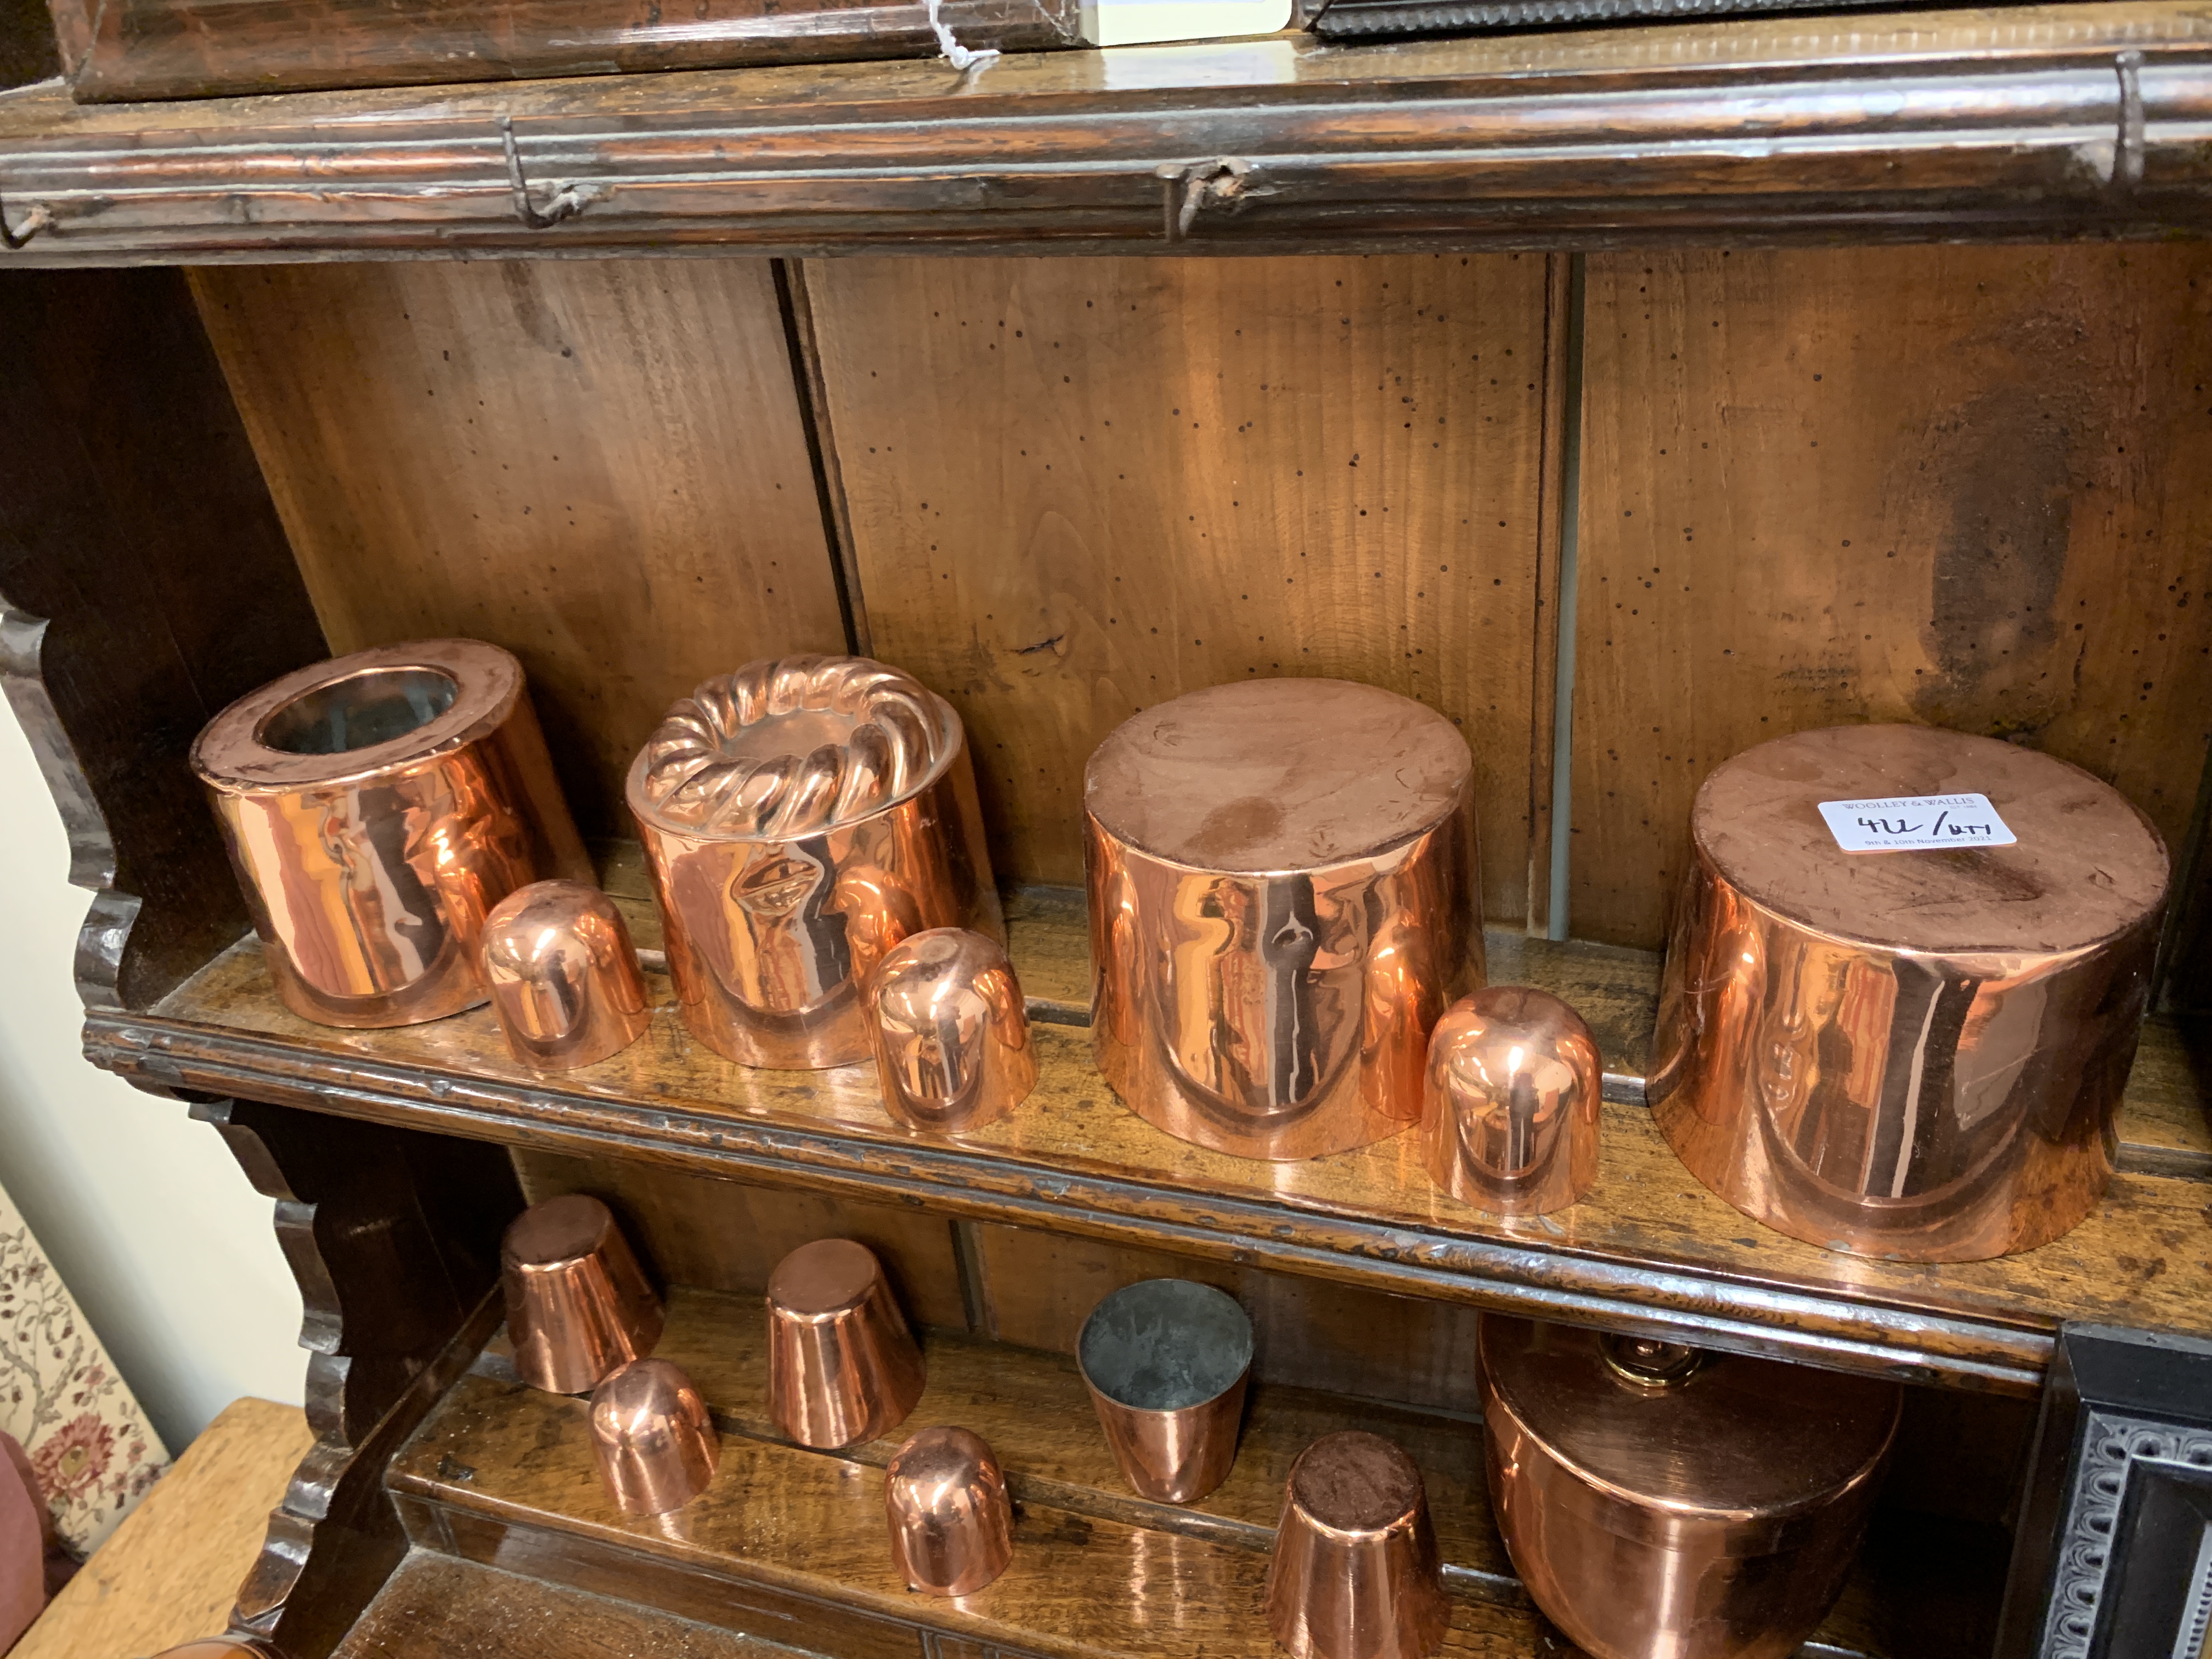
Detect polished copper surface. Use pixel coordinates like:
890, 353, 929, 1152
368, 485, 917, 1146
482, 879, 650, 1071
1479, 1313, 1900, 1659
1265, 1430, 1449, 1659
191, 639, 589, 1028
883, 1425, 1014, 1596
766, 1238, 926, 1449
865, 927, 1035, 1133
627, 655, 1001, 1070
1086, 679, 1483, 1162
1420, 986, 1599, 1215
501, 1193, 665, 1395
1077, 1278, 1252, 1504
589, 1357, 719, 1515
1649, 724, 2169, 1261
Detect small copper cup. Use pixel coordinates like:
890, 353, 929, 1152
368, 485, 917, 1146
1078, 1279, 1252, 1504
482, 879, 651, 1073
884, 1425, 1014, 1596
501, 1194, 665, 1395
590, 1357, 720, 1516
767, 1238, 926, 1449
1420, 986, 1601, 1215
866, 927, 1036, 1134
1266, 1431, 1450, 1659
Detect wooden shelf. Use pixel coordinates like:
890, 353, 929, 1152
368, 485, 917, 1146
82, 871, 2212, 1397
377, 1286, 2006, 1659
3, 2, 2211, 263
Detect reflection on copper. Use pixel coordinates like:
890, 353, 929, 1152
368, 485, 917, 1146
865, 928, 1035, 1133
884, 1425, 1014, 1596
590, 1357, 719, 1516
1650, 725, 2169, 1261
1078, 1279, 1251, 1504
1421, 986, 1600, 1215
766, 1238, 925, 1449
1479, 1314, 1900, 1659
191, 640, 589, 1028
1085, 680, 1483, 1162
627, 656, 1001, 1070
482, 879, 650, 1071
501, 1194, 664, 1395
146, 1644, 279, 1659
1265, 1430, 1449, 1659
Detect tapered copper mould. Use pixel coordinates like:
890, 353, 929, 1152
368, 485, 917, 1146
1265, 1430, 1449, 1659
1479, 1314, 1900, 1659
501, 1193, 665, 1395
1421, 986, 1600, 1215
589, 1357, 719, 1516
1649, 724, 2169, 1261
482, 879, 651, 1071
865, 927, 1035, 1133
766, 1238, 926, 1449
883, 1425, 1014, 1596
1078, 1278, 1252, 1504
627, 656, 1001, 1070
190, 639, 589, 1028
1086, 679, 1483, 1162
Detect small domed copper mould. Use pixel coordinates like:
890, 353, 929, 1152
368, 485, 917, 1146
482, 879, 651, 1072
884, 1425, 1014, 1596
1078, 1278, 1252, 1504
865, 928, 1035, 1134
626, 656, 1001, 1070
1420, 986, 1600, 1215
766, 1238, 926, 1449
1479, 1314, 1900, 1659
501, 1194, 664, 1395
1266, 1431, 1449, 1659
590, 1358, 720, 1516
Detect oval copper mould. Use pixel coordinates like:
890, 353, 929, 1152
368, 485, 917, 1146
1479, 1313, 1900, 1659
590, 1357, 719, 1516
865, 927, 1035, 1133
883, 1424, 1014, 1596
482, 879, 651, 1072
1086, 678, 1483, 1161
627, 655, 1000, 1070
191, 639, 589, 1028
1420, 985, 1600, 1215
1649, 724, 2168, 1261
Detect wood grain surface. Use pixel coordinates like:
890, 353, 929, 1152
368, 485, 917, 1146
189, 261, 847, 838
103, 896, 2212, 1394
15, 1398, 313, 1659
1569, 245, 2212, 948
807, 253, 1571, 922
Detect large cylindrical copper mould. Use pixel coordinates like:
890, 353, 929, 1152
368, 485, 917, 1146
1421, 986, 1600, 1215
627, 656, 1001, 1071
865, 928, 1036, 1133
501, 1194, 665, 1395
1078, 1278, 1252, 1504
190, 639, 589, 1028
482, 879, 651, 1071
1478, 1314, 1901, 1659
1086, 679, 1483, 1162
1649, 724, 2168, 1261
883, 1425, 1014, 1596
766, 1238, 926, 1449
1265, 1430, 1449, 1659
590, 1358, 719, 1516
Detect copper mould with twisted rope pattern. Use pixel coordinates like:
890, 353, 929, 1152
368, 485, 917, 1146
1421, 985, 1601, 1215
1085, 678, 1483, 1163
627, 655, 1000, 1070
1649, 724, 2168, 1262
191, 639, 589, 1029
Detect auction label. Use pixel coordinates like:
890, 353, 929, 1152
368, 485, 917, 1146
1817, 793, 2016, 853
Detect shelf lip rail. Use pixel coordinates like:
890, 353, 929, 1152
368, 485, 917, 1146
2, 28, 2210, 259
84, 1004, 2056, 1397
